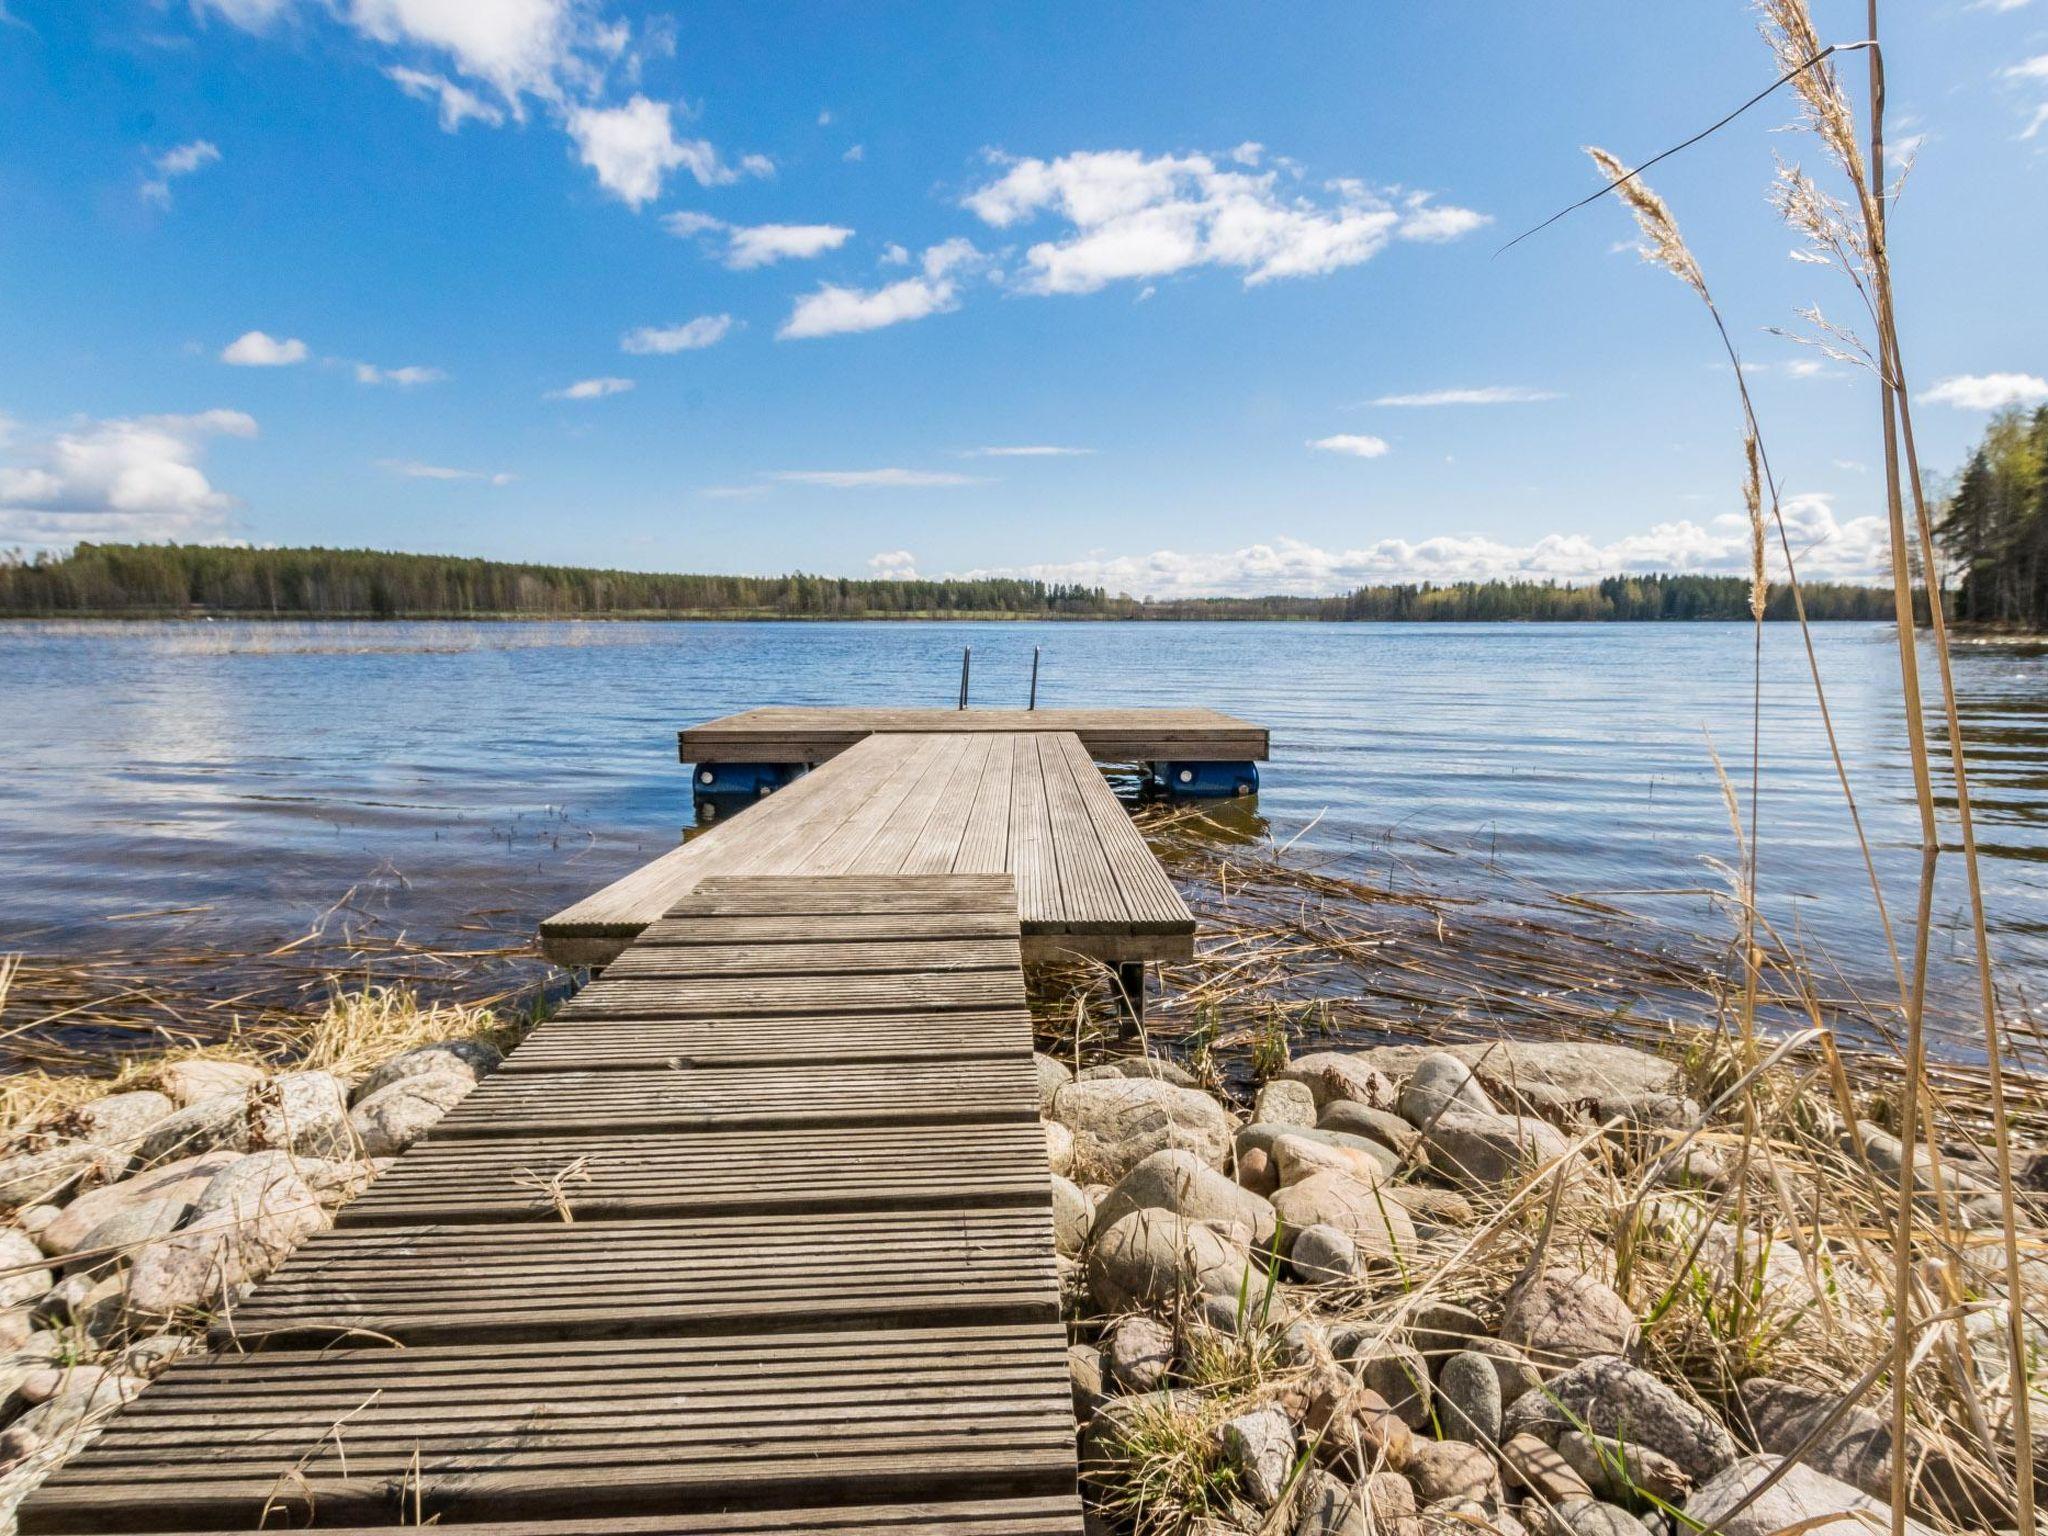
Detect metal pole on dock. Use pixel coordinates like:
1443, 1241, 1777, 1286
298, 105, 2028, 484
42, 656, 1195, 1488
958, 647, 971, 710
1028, 647, 1040, 710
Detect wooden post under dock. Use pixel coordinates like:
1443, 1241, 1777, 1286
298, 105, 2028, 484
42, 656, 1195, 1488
19, 707, 1268, 1536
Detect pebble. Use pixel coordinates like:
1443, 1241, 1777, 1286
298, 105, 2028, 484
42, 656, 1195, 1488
1398, 1054, 1496, 1125
1067, 1343, 1108, 1419
1092, 1148, 1276, 1249
1289, 1223, 1357, 1284
1253, 1079, 1318, 1128
1050, 1175, 1093, 1257
1360, 1343, 1433, 1428
1269, 1170, 1417, 1262
1105, 1313, 1175, 1392
1086, 1209, 1255, 1313
1500, 1266, 1639, 1374
1406, 1438, 1501, 1507
1501, 1354, 1738, 1484
1218, 1406, 1294, 1507
1438, 1350, 1503, 1444
1558, 1428, 1693, 1504
0, 1231, 53, 1309
1043, 1119, 1075, 1177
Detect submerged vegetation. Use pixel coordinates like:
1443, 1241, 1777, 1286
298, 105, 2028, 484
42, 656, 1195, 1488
0, 543, 1908, 622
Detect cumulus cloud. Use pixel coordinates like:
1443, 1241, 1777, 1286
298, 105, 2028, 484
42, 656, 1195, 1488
779, 239, 981, 340
953, 496, 1888, 598
772, 468, 981, 488
545, 376, 635, 400
620, 314, 735, 354
662, 212, 854, 268
140, 139, 221, 208
0, 409, 256, 546
1370, 386, 1560, 407
386, 65, 505, 131
868, 549, 920, 578
1308, 434, 1391, 458
961, 148, 1486, 295
568, 96, 749, 208
1917, 372, 2048, 410
354, 362, 446, 386
220, 331, 309, 366
377, 458, 514, 484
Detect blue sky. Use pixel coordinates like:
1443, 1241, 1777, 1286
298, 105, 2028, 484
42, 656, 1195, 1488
2, 1, 2045, 596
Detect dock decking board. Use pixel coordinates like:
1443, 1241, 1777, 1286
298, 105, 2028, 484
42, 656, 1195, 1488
19, 876, 1081, 1535
539, 734, 1194, 970
678, 705, 1268, 764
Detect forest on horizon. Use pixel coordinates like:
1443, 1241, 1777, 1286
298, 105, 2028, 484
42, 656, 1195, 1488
0, 542, 1910, 624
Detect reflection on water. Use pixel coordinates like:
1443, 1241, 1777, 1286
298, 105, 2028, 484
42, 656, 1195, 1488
2, 618, 2044, 1055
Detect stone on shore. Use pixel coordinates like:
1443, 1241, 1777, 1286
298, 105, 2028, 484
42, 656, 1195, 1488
1272, 1171, 1417, 1262
45, 1092, 175, 1149
65, 1197, 191, 1274
1289, 1223, 1358, 1284
1278, 1053, 1397, 1112
347, 1070, 473, 1156
1398, 1053, 1497, 1125
1050, 1176, 1093, 1257
246, 1071, 352, 1159
1424, 1109, 1577, 1186
0, 1232, 53, 1310
1087, 1209, 1255, 1313
1684, 1455, 1934, 1536
1034, 1053, 1072, 1114
1500, 1266, 1639, 1373
1317, 1101, 1422, 1158
123, 1153, 327, 1318
151, 1059, 265, 1109
1105, 1313, 1175, 1392
1527, 1500, 1654, 1536
1091, 1149, 1276, 1248
1736, 1377, 1891, 1499
1438, 1351, 1503, 1445
1253, 1079, 1318, 1128
1218, 1406, 1294, 1507
1272, 1133, 1395, 1186
1361, 1042, 1682, 1111
1557, 1429, 1692, 1504
1406, 1438, 1501, 1507
1502, 1354, 1738, 1483
134, 1093, 249, 1168
1051, 1078, 1233, 1182
0, 1142, 134, 1213
35, 1150, 241, 1259
1043, 1120, 1075, 1177
353, 1040, 503, 1103
1361, 1343, 1433, 1429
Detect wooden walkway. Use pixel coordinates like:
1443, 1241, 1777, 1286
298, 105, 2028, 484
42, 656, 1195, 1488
19, 876, 1082, 1535
541, 731, 1194, 971
678, 705, 1268, 765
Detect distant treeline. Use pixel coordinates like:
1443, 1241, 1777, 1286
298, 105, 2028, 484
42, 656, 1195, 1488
0, 543, 1906, 622
1937, 405, 2048, 630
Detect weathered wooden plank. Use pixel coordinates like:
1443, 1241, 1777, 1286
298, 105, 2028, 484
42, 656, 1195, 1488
431, 1058, 1040, 1137
600, 936, 1019, 981
634, 910, 1019, 945
559, 969, 1027, 1020
336, 1121, 1053, 1226
1035, 732, 1130, 928
498, 1009, 1033, 1071
98, 1497, 1088, 1536
1005, 733, 1060, 927
953, 726, 1015, 876
218, 1207, 1058, 1348
1051, 731, 1194, 932
899, 731, 995, 874
677, 706, 1269, 765
24, 1326, 1075, 1533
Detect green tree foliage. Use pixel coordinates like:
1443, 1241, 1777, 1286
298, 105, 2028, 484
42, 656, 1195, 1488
1935, 406, 2048, 628
0, 542, 1900, 622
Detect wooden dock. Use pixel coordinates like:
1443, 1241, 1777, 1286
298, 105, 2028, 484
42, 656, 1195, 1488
23, 707, 1261, 1536
19, 875, 1082, 1535
541, 730, 1197, 972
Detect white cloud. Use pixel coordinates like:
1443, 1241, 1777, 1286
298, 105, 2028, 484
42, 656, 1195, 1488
662, 212, 855, 268
377, 458, 514, 484
1369, 386, 1560, 407
2005, 53, 2048, 81
778, 240, 981, 340
880, 243, 910, 266
1229, 142, 1264, 166
568, 96, 737, 208
620, 314, 735, 354
961, 147, 1486, 295
772, 468, 981, 488
220, 330, 309, 367
0, 409, 256, 546
962, 445, 1093, 458
1917, 372, 2048, 410
1308, 434, 1391, 458
952, 496, 1887, 598
347, 0, 593, 107
140, 139, 221, 208
545, 376, 635, 400
354, 362, 447, 386
868, 549, 919, 578
842, 144, 865, 163
386, 65, 505, 131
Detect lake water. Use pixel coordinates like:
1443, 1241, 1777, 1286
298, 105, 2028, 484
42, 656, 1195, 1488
3, 619, 2045, 1058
